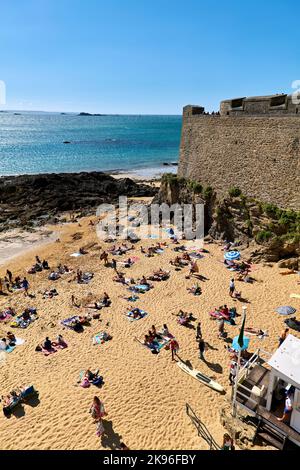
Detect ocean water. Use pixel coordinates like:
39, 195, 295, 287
0, 112, 182, 176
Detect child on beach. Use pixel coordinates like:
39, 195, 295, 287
170, 338, 179, 361
229, 279, 235, 297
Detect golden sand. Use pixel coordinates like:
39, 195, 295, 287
0, 215, 299, 450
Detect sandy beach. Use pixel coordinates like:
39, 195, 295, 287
0, 209, 299, 451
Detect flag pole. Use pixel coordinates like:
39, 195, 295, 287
232, 305, 247, 417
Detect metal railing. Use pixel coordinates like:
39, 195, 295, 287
186, 403, 221, 450
237, 347, 272, 384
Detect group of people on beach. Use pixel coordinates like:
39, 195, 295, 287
2, 220, 298, 452
0, 271, 30, 296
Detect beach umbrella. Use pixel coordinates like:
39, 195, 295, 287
224, 251, 240, 261
232, 335, 250, 351
275, 306, 297, 316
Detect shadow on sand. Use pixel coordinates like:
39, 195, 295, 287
101, 420, 122, 450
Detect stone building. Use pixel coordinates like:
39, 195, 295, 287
178, 94, 300, 209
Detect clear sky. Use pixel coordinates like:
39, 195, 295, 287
0, 0, 299, 114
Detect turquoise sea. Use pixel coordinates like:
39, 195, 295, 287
0, 112, 182, 176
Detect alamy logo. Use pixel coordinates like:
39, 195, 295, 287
95, 196, 204, 246
0, 80, 6, 105
292, 80, 300, 105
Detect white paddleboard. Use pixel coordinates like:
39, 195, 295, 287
176, 360, 224, 393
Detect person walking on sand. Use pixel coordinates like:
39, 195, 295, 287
218, 317, 225, 338
90, 396, 107, 437
22, 277, 29, 296
4, 276, 11, 293
229, 359, 237, 386
111, 258, 117, 272
229, 278, 235, 297
189, 260, 199, 277
100, 250, 108, 265
196, 322, 202, 340
90, 396, 107, 422
278, 328, 289, 348
170, 338, 179, 361
198, 338, 206, 360
6, 269, 13, 284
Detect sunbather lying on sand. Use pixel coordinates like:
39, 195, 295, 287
173, 245, 187, 252
57, 264, 72, 274
244, 327, 267, 337
1, 387, 25, 407
77, 369, 104, 388
48, 271, 61, 281
173, 310, 193, 326
128, 307, 144, 319
170, 256, 189, 267
113, 273, 128, 284
42, 288, 58, 299
148, 269, 170, 281
0, 307, 16, 320
187, 284, 202, 295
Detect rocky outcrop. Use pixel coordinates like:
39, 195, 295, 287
155, 175, 300, 265
0, 172, 157, 231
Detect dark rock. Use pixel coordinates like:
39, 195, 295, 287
0, 172, 157, 231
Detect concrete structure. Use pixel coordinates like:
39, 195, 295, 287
178, 94, 300, 209
233, 337, 300, 449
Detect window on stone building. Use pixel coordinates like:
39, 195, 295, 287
269, 95, 287, 108
231, 98, 244, 109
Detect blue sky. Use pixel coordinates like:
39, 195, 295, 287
0, 0, 299, 114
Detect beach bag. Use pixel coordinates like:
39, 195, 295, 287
81, 377, 90, 388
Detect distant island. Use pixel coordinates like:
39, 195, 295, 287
78, 112, 106, 116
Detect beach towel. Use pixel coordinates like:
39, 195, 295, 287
0, 312, 13, 322
78, 272, 94, 284
135, 331, 173, 353
3, 386, 38, 416
48, 272, 61, 281
125, 309, 148, 321
129, 284, 150, 293
5, 337, 25, 353
39, 342, 67, 356
78, 370, 104, 387
189, 252, 204, 259
209, 310, 236, 325
70, 252, 83, 257
11, 313, 37, 329
123, 295, 139, 302
61, 316, 80, 329
92, 331, 111, 345
290, 294, 300, 299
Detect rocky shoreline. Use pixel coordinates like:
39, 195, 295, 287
0, 171, 158, 232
